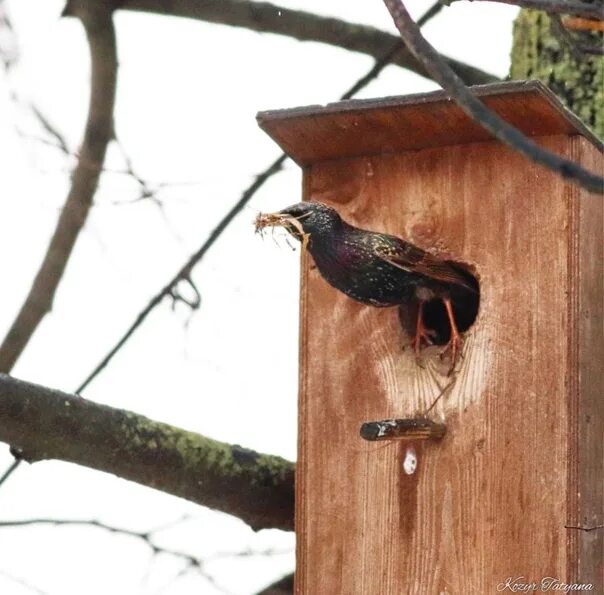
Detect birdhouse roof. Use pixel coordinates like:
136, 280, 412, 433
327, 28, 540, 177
257, 80, 602, 166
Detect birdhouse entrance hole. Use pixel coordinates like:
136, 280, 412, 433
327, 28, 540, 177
398, 262, 480, 346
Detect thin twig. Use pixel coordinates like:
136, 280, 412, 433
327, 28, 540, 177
341, 40, 403, 101
0, 457, 21, 487
550, 14, 585, 60
122, 0, 497, 85
0, 569, 48, 595
75, 152, 286, 393
0, 2, 18, 71
0, 516, 292, 594
76, 2, 446, 393
550, 13, 604, 56
424, 374, 457, 415
0, 6, 119, 372
0, 518, 232, 593
382, 0, 604, 194
28, 103, 71, 155
113, 134, 164, 206
457, 0, 604, 20
576, 43, 604, 56
254, 572, 295, 595
0, 518, 201, 559
341, 1, 445, 100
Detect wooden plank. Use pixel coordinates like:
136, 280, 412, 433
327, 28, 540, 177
296, 135, 603, 593
257, 81, 603, 166
568, 137, 604, 587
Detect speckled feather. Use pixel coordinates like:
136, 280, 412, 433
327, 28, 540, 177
271, 202, 475, 308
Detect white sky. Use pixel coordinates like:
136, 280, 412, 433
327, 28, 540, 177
0, 1, 517, 593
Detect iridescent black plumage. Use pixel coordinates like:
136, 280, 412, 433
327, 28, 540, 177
256, 201, 478, 362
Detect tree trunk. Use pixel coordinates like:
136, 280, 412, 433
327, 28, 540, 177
510, 9, 603, 139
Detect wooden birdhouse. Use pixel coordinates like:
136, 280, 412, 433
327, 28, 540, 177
257, 81, 603, 594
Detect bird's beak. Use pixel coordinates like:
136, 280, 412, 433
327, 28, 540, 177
255, 210, 310, 250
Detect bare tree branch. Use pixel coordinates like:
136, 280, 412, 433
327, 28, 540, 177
0, 570, 48, 595
0, 373, 295, 531
458, 0, 604, 20
550, 13, 585, 60
0, 516, 237, 593
0, 518, 203, 560
0, 516, 288, 590
341, 0, 445, 100
75, 1, 447, 393
75, 153, 288, 393
0, 4, 118, 372
382, 0, 604, 194
255, 572, 294, 595
118, 0, 497, 85
0, 2, 445, 495
0, 516, 292, 558
0, 456, 20, 487
550, 13, 604, 57
27, 102, 71, 155
0, 1, 19, 71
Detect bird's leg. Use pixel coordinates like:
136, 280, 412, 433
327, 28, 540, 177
441, 297, 462, 367
412, 301, 435, 356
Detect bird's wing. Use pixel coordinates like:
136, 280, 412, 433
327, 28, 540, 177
374, 238, 475, 292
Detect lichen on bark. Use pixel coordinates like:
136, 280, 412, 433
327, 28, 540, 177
510, 9, 604, 139
0, 373, 295, 531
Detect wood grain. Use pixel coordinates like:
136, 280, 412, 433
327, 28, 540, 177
258, 81, 602, 166
295, 136, 603, 593
569, 136, 604, 587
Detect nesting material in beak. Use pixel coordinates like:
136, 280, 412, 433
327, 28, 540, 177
255, 211, 311, 250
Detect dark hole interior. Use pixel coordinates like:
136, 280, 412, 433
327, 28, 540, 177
398, 263, 480, 346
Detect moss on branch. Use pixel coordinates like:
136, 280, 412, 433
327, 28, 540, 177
0, 374, 294, 531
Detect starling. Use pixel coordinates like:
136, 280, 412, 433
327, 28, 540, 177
256, 201, 478, 365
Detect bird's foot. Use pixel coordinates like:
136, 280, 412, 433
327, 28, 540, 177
412, 326, 436, 357
410, 328, 436, 369
440, 331, 463, 375
411, 328, 436, 357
